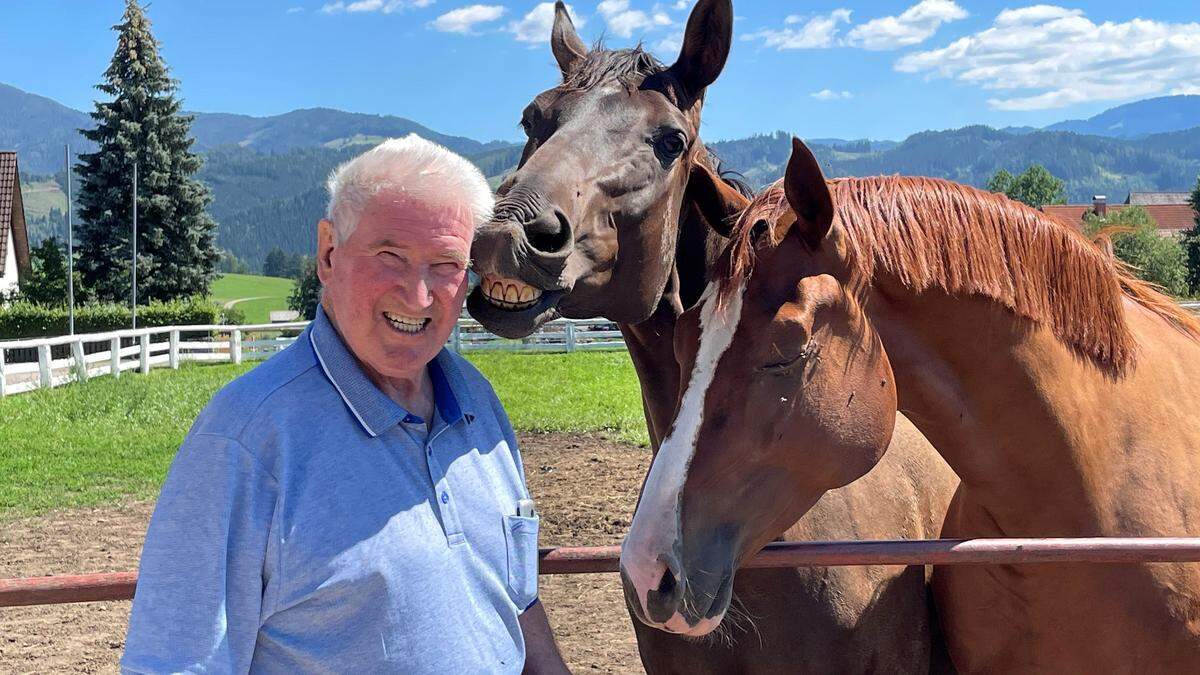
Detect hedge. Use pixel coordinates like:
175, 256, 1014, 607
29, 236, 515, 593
0, 298, 221, 341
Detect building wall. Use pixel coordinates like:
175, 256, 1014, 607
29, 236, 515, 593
0, 229, 18, 294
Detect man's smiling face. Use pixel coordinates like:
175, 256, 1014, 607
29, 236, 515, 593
319, 189, 473, 385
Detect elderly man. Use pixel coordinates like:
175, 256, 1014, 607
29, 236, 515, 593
121, 135, 568, 673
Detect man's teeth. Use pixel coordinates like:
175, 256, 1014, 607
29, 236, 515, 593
383, 312, 429, 333
481, 276, 543, 310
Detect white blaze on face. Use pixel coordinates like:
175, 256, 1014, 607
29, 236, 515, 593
620, 280, 746, 620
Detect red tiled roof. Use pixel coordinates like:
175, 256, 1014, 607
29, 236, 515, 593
0, 151, 30, 280
0, 152, 15, 278
1041, 203, 1198, 233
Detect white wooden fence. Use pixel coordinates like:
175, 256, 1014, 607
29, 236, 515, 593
0, 318, 624, 397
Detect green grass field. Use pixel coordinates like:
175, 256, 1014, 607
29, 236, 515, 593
210, 273, 296, 324
0, 350, 645, 518
20, 179, 67, 220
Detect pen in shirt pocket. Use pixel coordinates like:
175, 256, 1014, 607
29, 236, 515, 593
517, 499, 536, 518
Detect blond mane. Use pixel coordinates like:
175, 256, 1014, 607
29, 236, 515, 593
722, 175, 1200, 372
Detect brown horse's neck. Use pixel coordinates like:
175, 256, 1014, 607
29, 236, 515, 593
869, 284, 1200, 536
621, 197, 725, 449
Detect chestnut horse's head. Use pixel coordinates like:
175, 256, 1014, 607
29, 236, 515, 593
620, 139, 899, 636
469, 0, 735, 336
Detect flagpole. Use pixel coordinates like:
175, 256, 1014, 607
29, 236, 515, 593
131, 161, 138, 330
65, 145, 74, 335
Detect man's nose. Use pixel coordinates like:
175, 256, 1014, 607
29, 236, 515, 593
396, 272, 434, 310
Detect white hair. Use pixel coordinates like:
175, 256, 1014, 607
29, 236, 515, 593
324, 134, 494, 241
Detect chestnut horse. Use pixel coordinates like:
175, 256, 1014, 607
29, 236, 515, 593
622, 137, 1200, 671
470, 2, 957, 672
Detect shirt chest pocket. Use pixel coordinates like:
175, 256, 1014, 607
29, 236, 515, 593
502, 514, 540, 610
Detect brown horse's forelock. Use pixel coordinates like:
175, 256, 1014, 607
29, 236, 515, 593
562, 43, 665, 91
718, 176, 1200, 373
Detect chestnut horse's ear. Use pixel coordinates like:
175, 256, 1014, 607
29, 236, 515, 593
783, 137, 834, 249
668, 0, 733, 101
551, 1, 587, 77
685, 161, 749, 237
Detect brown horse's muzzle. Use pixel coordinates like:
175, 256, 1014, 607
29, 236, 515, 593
468, 205, 576, 338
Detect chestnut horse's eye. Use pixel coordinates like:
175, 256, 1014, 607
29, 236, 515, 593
653, 130, 687, 162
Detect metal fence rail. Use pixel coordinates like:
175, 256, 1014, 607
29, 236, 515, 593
0, 318, 624, 397
3, 538, 1200, 608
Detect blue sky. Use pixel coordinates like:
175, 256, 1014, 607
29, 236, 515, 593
4, 1, 1198, 143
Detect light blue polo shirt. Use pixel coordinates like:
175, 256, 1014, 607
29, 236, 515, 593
121, 306, 540, 674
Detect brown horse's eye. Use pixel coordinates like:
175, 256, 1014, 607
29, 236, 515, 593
653, 130, 687, 162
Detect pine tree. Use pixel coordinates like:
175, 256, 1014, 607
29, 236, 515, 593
1183, 176, 1200, 296
75, 0, 217, 303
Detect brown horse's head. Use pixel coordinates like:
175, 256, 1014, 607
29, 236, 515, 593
468, 0, 735, 336
620, 139, 899, 636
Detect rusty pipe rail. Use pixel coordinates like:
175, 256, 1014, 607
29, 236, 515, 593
4, 538, 1200, 608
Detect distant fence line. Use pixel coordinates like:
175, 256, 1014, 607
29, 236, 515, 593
4, 301, 1199, 398
0, 318, 624, 397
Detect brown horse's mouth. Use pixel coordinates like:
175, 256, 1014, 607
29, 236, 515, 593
467, 282, 566, 339
479, 275, 543, 311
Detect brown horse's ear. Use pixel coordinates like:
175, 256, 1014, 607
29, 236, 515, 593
551, 1, 587, 77
668, 0, 733, 101
685, 161, 749, 237
783, 137, 834, 249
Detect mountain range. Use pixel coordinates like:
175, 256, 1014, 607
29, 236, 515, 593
4, 82, 1200, 270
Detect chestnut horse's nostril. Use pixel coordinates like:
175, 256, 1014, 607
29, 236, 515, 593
656, 565, 677, 597
645, 554, 686, 625
525, 207, 572, 255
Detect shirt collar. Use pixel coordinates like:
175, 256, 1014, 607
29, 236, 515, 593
309, 305, 471, 437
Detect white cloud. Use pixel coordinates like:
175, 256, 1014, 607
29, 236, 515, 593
896, 6, 1200, 110
321, 0, 433, 14
846, 0, 966, 50
743, 9, 852, 50
597, 0, 672, 39
287, 7, 305, 14
508, 2, 584, 43
811, 89, 853, 101
654, 29, 683, 54
431, 4, 506, 33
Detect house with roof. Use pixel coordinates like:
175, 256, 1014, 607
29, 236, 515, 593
0, 151, 32, 296
1042, 192, 1198, 238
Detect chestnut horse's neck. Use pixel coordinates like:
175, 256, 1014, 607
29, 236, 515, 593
868, 282, 1200, 536
621, 196, 725, 449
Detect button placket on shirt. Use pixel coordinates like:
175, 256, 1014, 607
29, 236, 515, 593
423, 422, 466, 547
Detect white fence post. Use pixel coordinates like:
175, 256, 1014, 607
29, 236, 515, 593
565, 322, 577, 352
0, 348, 7, 397
169, 330, 180, 370
38, 344, 51, 389
71, 340, 88, 383
452, 324, 462, 353
110, 337, 121, 378
139, 334, 151, 374
231, 329, 243, 365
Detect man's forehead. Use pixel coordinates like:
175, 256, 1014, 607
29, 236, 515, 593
361, 192, 474, 235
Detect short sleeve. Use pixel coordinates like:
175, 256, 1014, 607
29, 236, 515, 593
120, 433, 278, 674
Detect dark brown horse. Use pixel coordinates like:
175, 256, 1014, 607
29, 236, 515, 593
469, 2, 957, 671
624, 137, 1200, 671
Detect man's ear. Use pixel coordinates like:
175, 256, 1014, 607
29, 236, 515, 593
317, 219, 337, 286
684, 161, 749, 237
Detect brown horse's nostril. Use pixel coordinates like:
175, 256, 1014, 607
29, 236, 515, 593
525, 207, 572, 255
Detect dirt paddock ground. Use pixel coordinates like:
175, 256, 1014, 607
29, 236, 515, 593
0, 432, 652, 674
